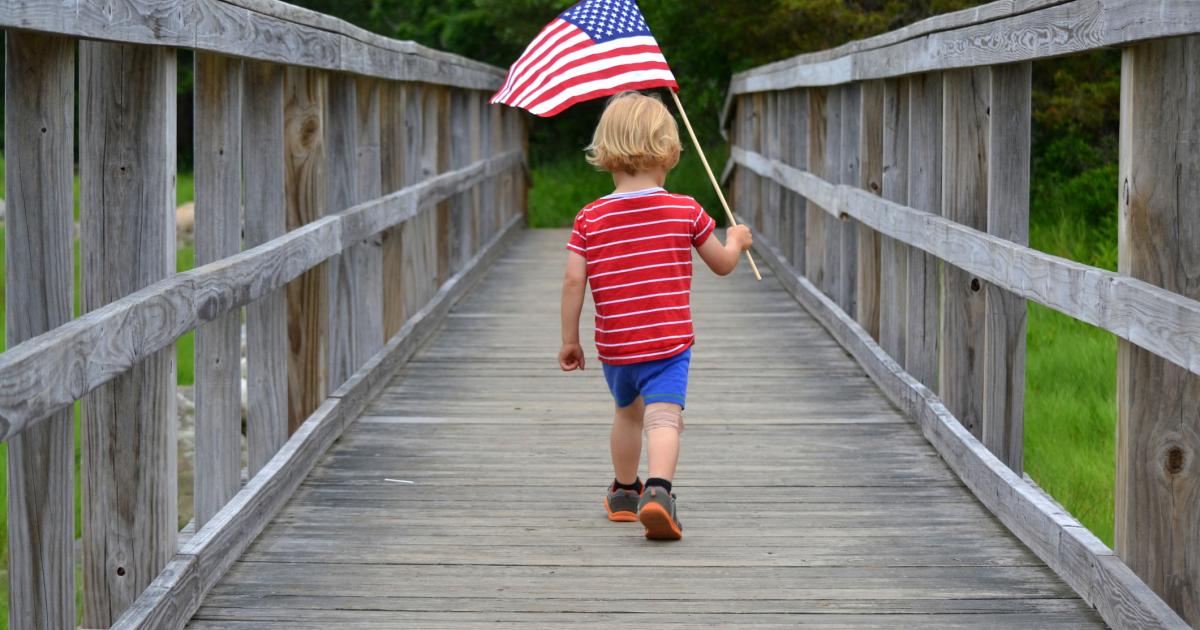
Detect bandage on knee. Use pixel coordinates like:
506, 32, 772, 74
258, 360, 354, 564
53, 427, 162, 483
643, 407, 684, 432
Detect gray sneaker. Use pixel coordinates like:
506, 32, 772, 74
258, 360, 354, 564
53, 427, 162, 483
638, 486, 682, 540
605, 483, 641, 522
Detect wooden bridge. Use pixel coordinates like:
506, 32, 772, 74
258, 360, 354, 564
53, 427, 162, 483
0, 1, 1197, 629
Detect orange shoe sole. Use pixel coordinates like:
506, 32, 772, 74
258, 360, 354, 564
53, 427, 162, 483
604, 497, 638, 522
638, 501, 682, 540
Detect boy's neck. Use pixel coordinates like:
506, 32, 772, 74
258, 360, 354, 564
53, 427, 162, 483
611, 168, 667, 194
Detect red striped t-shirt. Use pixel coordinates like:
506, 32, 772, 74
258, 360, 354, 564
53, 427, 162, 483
567, 188, 716, 365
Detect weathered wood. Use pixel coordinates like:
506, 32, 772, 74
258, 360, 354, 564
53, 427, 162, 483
0, 0, 505, 90
324, 73, 359, 392
80, 40, 178, 628
732, 144, 1200, 384
789, 89, 809, 271
725, 0, 1200, 94
879, 78, 909, 364
823, 87, 843, 302
1115, 37, 1200, 627
243, 60, 288, 478
905, 72, 941, 389
380, 81, 409, 338
764, 91, 782, 239
747, 225, 1188, 630
354, 77, 385, 358
805, 88, 829, 289
983, 62, 1030, 474
838, 84, 861, 315
939, 67, 990, 437
4, 31, 75, 630
112, 216, 524, 630
468, 93, 483, 260
284, 67, 329, 433
194, 52, 245, 527
449, 90, 471, 274
856, 81, 883, 340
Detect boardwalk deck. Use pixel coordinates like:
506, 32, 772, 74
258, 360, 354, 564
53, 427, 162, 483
186, 229, 1105, 629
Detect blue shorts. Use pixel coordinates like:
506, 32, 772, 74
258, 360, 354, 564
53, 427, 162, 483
602, 349, 691, 409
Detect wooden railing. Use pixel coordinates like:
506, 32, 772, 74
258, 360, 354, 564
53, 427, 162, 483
1, 2, 527, 628
723, 1, 1197, 628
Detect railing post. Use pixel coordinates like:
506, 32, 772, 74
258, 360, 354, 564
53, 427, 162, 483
822, 86, 842, 302
1115, 36, 1200, 626
4, 31, 75, 630
243, 60, 288, 477
435, 87, 453, 284
324, 72, 360, 391
838, 84, 861, 315
857, 80, 884, 339
879, 78, 909, 364
449, 90, 470, 274
355, 77, 385, 354
478, 92, 495, 242
940, 67, 990, 437
749, 93, 764, 232
284, 67, 330, 433
983, 62, 1031, 473
764, 91, 781, 239
80, 41, 178, 627
468, 92, 483, 256
788, 89, 808, 272
805, 88, 828, 289
194, 52, 245, 526
905, 72, 941, 389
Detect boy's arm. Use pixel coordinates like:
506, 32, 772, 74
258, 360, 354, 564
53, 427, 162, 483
559, 252, 589, 371
697, 225, 754, 276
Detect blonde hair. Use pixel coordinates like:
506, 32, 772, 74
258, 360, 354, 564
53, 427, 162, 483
586, 91, 682, 175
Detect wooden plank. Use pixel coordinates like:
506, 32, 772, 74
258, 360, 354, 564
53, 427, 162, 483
284, 66, 330, 434
725, 0, 1200, 93
732, 144, 1200, 383
3, 31, 76, 630
747, 226, 1188, 630
478, 93, 495, 244
380, 81, 407, 338
243, 60, 288, 478
838, 84, 861, 315
449, 90, 471, 274
983, 62, 1031, 474
468, 92, 483, 260
1, 0, 505, 90
823, 86, 843, 302
789, 89, 809, 272
856, 81, 883, 340
324, 73, 359, 392
905, 72, 941, 389
1115, 37, 1200, 627
435, 87, 453, 285
749, 93, 765, 233
0, 150, 524, 440
805, 88, 828, 290
939, 67, 990, 437
194, 52, 245, 527
354, 77, 385, 360
111, 217, 524, 630
879, 78, 909, 364
79, 40, 178, 628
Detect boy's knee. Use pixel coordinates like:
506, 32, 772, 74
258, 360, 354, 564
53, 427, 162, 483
644, 403, 684, 433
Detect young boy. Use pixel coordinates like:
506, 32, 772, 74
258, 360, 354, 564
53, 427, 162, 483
558, 91, 753, 541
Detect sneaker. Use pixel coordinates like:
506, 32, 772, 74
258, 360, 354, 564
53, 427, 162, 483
638, 485, 682, 540
605, 483, 641, 522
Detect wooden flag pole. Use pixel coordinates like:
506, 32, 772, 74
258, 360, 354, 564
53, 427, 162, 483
669, 89, 762, 281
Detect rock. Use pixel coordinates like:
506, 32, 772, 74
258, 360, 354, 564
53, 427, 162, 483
176, 202, 195, 237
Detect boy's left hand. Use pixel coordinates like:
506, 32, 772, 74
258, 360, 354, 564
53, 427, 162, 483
558, 343, 586, 371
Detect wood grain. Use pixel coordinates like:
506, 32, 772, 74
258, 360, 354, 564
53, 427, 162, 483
380, 81, 409, 338
748, 225, 1188, 630
805, 88, 828, 290
939, 67, 989, 438
905, 73, 941, 390
3, 31, 76, 630
879, 78, 909, 365
838, 84, 861, 315
79, 40, 178, 628
983, 62, 1031, 474
1115, 37, 1200, 627
354, 77, 385, 364
243, 60, 289, 478
193, 52, 244, 527
856, 81, 883, 339
284, 67, 329, 434
324, 73, 359, 392
788, 89, 809, 271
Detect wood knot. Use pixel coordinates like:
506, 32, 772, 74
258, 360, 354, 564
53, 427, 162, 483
970, 278, 982, 292
116, 566, 126, 577
869, 182, 880, 193
1165, 447, 1187, 475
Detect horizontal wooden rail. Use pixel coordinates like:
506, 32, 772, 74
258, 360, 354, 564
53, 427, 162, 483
728, 146, 1200, 380
0, 0, 504, 90
745, 224, 1189, 630
0, 150, 524, 442
722, 0, 1199, 128
107, 214, 523, 630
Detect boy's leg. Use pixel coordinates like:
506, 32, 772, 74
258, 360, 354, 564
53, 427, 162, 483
645, 402, 682, 481
610, 397, 644, 485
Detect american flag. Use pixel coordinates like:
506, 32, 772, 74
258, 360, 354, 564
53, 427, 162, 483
490, 0, 678, 117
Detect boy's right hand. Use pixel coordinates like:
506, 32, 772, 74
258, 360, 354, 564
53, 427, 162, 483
728, 224, 754, 252
558, 342, 586, 372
